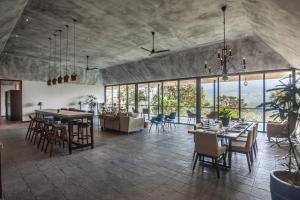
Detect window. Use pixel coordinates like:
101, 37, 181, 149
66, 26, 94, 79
128, 84, 135, 113
265, 71, 292, 121
179, 79, 196, 123
219, 75, 239, 120
105, 86, 113, 109
201, 77, 217, 119
119, 85, 127, 112
149, 82, 162, 118
138, 83, 148, 113
163, 81, 178, 122
112, 86, 119, 110
240, 73, 264, 122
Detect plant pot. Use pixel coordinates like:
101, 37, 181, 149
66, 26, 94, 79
270, 170, 300, 200
220, 117, 230, 127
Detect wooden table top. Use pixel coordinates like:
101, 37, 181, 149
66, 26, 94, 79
188, 122, 254, 140
35, 109, 93, 119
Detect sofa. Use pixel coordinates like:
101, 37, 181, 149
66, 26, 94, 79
100, 112, 144, 134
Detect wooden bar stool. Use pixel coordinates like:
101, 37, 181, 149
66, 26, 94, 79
44, 123, 67, 157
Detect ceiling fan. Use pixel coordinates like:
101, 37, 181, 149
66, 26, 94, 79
141, 31, 170, 55
85, 56, 98, 71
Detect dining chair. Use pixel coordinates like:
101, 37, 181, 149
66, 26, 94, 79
149, 114, 165, 133
235, 123, 258, 158
229, 125, 255, 172
193, 132, 227, 178
165, 112, 176, 128
187, 110, 196, 124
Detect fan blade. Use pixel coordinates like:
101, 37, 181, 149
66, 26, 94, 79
141, 47, 152, 52
154, 49, 170, 53
86, 67, 98, 71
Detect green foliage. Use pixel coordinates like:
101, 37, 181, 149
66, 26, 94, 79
259, 77, 300, 181
218, 107, 232, 119
85, 95, 97, 111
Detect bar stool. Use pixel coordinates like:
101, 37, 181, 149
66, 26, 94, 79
25, 115, 36, 140
30, 118, 45, 145
44, 123, 68, 157
77, 121, 90, 144
38, 120, 53, 151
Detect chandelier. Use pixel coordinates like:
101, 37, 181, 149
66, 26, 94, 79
204, 5, 246, 81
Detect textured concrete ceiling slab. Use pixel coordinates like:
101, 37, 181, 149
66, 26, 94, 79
243, 0, 300, 68
0, 0, 28, 54
101, 34, 290, 85
0, 0, 299, 84
2, 0, 250, 68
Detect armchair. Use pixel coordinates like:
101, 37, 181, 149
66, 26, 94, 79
267, 120, 289, 141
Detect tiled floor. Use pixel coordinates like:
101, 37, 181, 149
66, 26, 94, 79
0, 122, 286, 200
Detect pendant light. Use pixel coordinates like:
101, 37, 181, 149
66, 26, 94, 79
71, 18, 78, 81
243, 75, 248, 86
57, 30, 63, 84
47, 37, 52, 86
64, 25, 70, 82
52, 33, 57, 85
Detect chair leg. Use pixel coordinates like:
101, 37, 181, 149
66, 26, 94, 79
252, 146, 257, 158
193, 153, 199, 171
149, 124, 152, 132
37, 134, 43, 149
25, 121, 33, 139
214, 158, 220, 179
44, 141, 49, 153
246, 153, 251, 172
192, 150, 196, 161
249, 149, 254, 163
222, 153, 227, 166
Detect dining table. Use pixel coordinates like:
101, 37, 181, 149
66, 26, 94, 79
188, 121, 255, 168
35, 109, 94, 154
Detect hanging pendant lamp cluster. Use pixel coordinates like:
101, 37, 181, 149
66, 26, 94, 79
47, 19, 78, 86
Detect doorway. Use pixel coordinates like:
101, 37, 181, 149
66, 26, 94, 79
0, 80, 22, 122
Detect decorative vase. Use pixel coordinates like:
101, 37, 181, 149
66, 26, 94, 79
220, 117, 230, 127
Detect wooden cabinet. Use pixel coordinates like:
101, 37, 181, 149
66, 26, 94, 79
5, 90, 22, 121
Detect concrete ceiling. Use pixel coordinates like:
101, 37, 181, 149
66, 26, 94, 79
0, 0, 299, 84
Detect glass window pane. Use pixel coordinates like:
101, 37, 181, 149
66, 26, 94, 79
128, 84, 135, 112
241, 73, 263, 122
105, 86, 112, 107
265, 71, 292, 121
163, 81, 178, 122
219, 75, 239, 120
179, 79, 196, 124
138, 83, 148, 113
112, 86, 119, 109
120, 85, 127, 112
149, 82, 162, 118
201, 77, 217, 119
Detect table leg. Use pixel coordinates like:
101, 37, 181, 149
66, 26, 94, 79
90, 116, 94, 149
68, 122, 72, 154
228, 140, 232, 168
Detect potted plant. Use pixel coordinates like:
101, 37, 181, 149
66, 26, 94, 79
260, 77, 300, 200
218, 107, 231, 126
85, 95, 97, 112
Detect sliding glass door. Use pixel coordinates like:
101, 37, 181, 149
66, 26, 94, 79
163, 81, 178, 122
104, 69, 295, 132
179, 79, 196, 123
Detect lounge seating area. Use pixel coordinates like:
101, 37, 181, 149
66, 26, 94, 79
100, 112, 145, 133
0, 0, 300, 199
